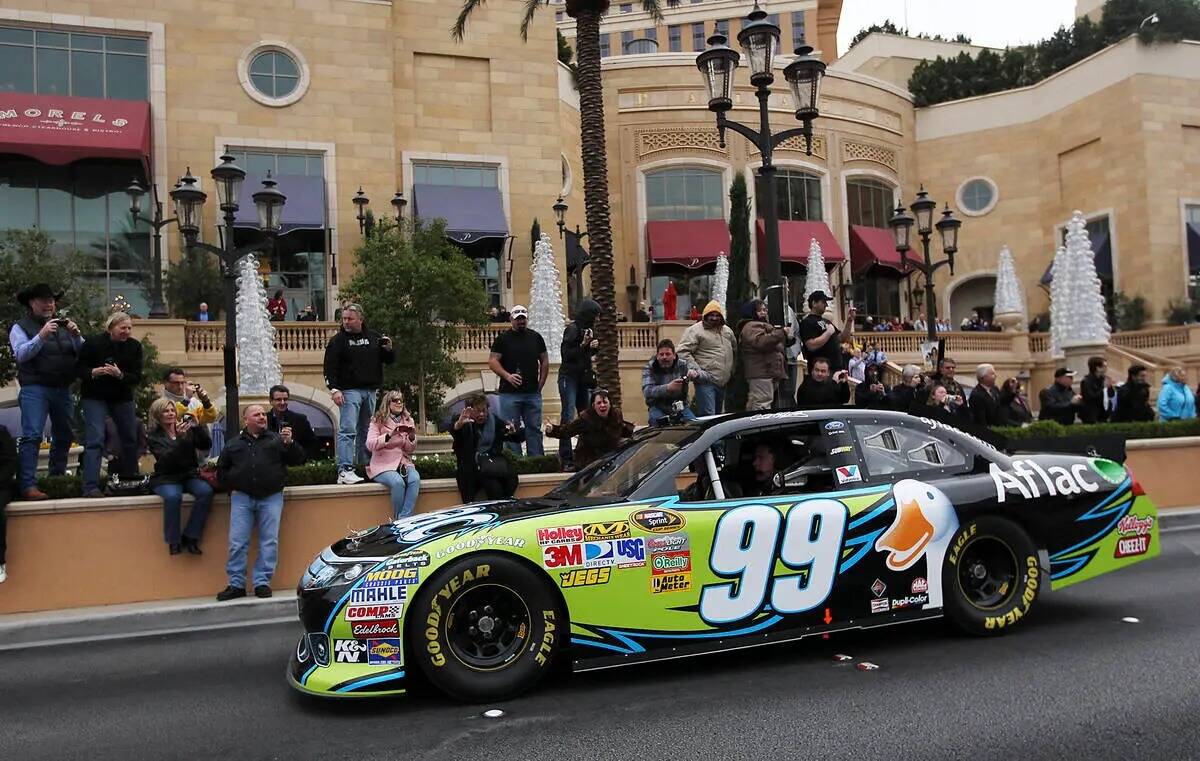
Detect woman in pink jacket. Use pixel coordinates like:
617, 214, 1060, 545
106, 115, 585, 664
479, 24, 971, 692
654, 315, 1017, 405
366, 390, 420, 519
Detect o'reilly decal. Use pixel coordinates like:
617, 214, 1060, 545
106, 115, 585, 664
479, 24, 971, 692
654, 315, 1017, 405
989, 459, 1103, 502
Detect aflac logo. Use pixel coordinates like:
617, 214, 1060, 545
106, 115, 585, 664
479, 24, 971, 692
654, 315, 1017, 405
989, 459, 1102, 502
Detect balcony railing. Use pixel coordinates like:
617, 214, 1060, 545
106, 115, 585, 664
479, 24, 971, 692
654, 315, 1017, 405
184, 321, 340, 353
457, 323, 663, 353
1109, 325, 1194, 351
851, 331, 1020, 355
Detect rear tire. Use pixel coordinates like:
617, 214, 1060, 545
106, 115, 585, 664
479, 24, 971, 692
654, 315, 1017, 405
409, 553, 564, 702
942, 516, 1042, 636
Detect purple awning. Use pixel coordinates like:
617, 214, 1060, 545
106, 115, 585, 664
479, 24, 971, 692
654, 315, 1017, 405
413, 183, 509, 244
233, 174, 326, 234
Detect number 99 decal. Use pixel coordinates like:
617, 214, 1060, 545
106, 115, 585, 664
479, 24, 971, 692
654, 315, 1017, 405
699, 500, 847, 625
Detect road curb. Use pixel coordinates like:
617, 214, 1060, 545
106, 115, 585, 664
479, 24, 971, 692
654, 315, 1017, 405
0, 594, 297, 651
1160, 506, 1200, 531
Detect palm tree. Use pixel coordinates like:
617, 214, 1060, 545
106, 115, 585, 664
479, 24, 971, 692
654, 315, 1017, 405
454, 0, 675, 408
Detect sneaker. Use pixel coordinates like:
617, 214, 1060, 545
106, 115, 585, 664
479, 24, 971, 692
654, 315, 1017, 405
337, 467, 365, 485
0, 564, 6, 583
181, 536, 202, 555
216, 586, 246, 602
21, 488, 49, 501
254, 585, 273, 598
169, 543, 182, 555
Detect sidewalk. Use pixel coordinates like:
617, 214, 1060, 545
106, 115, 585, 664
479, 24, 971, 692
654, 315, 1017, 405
3, 506, 1197, 652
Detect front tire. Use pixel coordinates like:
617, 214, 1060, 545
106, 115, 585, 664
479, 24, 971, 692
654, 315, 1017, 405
409, 553, 564, 702
943, 516, 1042, 636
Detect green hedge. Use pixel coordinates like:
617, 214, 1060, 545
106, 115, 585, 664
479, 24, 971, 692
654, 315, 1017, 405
34, 453, 563, 500
994, 418, 1200, 441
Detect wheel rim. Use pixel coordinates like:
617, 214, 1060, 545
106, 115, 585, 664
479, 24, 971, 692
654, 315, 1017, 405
445, 584, 531, 671
956, 536, 1019, 611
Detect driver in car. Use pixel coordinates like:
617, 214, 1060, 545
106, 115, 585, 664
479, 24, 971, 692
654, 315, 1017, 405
744, 442, 790, 497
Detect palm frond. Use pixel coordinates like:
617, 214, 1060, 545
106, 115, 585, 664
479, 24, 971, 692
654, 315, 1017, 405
640, 0, 679, 24
519, 0, 548, 41
451, 0, 489, 41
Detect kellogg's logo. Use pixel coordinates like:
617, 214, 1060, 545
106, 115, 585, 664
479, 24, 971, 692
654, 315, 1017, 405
630, 508, 686, 534
1116, 515, 1153, 536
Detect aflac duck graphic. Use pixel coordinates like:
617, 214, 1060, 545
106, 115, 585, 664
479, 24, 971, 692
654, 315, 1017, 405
874, 480, 960, 607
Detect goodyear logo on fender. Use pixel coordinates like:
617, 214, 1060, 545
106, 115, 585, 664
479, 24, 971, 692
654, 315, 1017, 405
989, 459, 1102, 502
650, 572, 691, 594
630, 508, 686, 534
363, 568, 419, 586
584, 520, 631, 540
560, 567, 611, 588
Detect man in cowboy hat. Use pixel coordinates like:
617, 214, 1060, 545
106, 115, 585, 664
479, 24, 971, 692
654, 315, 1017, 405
10, 284, 82, 500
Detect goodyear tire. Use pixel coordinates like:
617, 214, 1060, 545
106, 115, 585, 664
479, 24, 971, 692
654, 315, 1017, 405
409, 552, 564, 702
942, 516, 1042, 636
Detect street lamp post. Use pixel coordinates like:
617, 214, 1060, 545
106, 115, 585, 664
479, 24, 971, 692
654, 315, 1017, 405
553, 196, 590, 316
169, 155, 286, 441
352, 188, 407, 237
126, 179, 175, 318
696, 8, 826, 326
887, 186, 962, 344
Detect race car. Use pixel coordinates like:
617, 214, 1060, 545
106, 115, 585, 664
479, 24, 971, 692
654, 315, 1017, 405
288, 408, 1159, 701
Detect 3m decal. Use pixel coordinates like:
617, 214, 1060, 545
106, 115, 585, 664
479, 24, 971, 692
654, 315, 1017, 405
367, 638, 403, 665
651, 550, 691, 575
989, 459, 1102, 502
630, 508, 687, 534
875, 481, 959, 572
650, 572, 692, 594
647, 533, 689, 553
434, 535, 527, 559
870, 598, 890, 614
699, 499, 846, 624
560, 567, 612, 588
542, 543, 584, 569
346, 603, 404, 621
352, 619, 400, 638
424, 564, 491, 667
350, 585, 407, 604
835, 465, 862, 484
334, 639, 367, 663
583, 521, 631, 540
384, 550, 430, 569
537, 526, 583, 546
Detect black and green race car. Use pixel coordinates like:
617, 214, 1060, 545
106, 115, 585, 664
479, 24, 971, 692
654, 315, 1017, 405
288, 408, 1158, 701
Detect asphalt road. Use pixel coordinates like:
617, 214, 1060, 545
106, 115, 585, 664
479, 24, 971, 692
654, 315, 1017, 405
4, 526, 1199, 761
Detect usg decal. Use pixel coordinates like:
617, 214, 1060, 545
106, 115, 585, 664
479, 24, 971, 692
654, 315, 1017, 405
989, 459, 1102, 502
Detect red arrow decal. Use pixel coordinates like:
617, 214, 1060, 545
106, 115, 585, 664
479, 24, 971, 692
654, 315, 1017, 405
823, 607, 833, 624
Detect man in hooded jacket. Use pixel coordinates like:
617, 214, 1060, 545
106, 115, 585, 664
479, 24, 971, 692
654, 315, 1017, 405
738, 299, 789, 410
677, 300, 736, 417
557, 299, 600, 469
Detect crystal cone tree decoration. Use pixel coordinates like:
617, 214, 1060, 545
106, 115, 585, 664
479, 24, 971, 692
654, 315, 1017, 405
803, 237, 831, 306
993, 245, 1027, 322
235, 253, 283, 395
528, 233, 566, 363
1049, 244, 1069, 358
712, 252, 730, 314
1059, 210, 1111, 348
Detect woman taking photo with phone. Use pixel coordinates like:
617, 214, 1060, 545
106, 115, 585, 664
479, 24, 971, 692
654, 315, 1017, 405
147, 398, 214, 555
366, 390, 420, 520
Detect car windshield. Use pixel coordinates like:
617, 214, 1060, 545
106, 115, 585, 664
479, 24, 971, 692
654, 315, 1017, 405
546, 426, 699, 501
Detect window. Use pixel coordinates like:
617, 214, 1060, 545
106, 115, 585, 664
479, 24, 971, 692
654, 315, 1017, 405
644, 28, 656, 43
645, 167, 723, 221
855, 423, 968, 478
600, 33, 611, 57
1187, 205, 1200, 300
621, 30, 634, 50
762, 169, 822, 222
957, 177, 998, 216
650, 271, 712, 322
224, 150, 324, 178
668, 25, 682, 52
846, 178, 895, 229
620, 3, 632, 12
791, 11, 806, 49
714, 19, 728, 37
0, 27, 148, 100
249, 50, 300, 99
692, 23, 707, 50
412, 163, 498, 188
555, 11, 563, 21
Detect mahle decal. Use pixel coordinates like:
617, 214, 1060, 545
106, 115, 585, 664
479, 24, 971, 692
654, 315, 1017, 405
989, 459, 1101, 502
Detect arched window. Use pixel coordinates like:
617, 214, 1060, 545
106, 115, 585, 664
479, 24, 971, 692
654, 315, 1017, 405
765, 169, 822, 221
846, 177, 895, 229
645, 167, 724, 221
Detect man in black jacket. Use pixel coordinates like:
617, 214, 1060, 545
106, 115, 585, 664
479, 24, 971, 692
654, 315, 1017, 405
795, 358, 852, 407
215, 405, 306, 601
1079, 356, 1114, 424
323, 304, 394, 484
557, 299, 600, 469
1112, 365, 1154, 422
968, 363, 1007, 426
1039, 368, 1083, 425
267, 384, 320, 460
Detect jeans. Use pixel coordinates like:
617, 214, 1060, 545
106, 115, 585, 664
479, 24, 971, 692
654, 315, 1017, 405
499, 392, 543, 456
336, 388, 376, 470
17, 385, 74, 492
556, 375, 587, 465
373, 467, 421, 520
153, 478, 214, 545
693, 383, 725, 417
648, 406, 697, 426
81, 398, 138, 493
226, 490, 285, 589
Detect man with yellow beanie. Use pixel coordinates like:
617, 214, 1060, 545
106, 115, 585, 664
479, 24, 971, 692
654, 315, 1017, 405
676, 300, 736, 417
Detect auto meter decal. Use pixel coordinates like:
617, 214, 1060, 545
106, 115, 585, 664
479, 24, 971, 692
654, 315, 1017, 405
630, 508, 686, 534
874, 481, 958, 608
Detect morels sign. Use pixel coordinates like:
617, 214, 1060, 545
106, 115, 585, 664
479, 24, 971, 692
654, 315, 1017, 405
0, 92, 151, 168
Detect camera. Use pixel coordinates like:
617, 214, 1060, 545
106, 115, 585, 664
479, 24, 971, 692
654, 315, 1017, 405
181, 414, 197, 425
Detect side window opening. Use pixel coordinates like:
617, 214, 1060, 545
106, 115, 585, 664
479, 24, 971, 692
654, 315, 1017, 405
855, 423, 967, 478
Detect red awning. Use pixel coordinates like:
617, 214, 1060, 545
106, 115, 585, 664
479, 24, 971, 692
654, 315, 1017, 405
646, 219, 731, 269
0, 93, 151, 171
850, 224, 906, 274
755, 219, 846, 267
